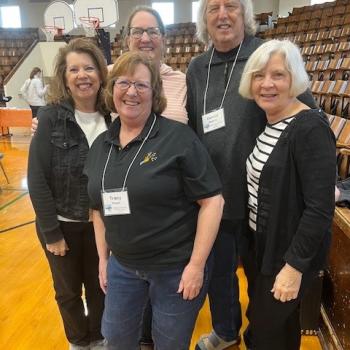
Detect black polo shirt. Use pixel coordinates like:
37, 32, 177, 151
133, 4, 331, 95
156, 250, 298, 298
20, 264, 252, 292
85, 115, 222, 270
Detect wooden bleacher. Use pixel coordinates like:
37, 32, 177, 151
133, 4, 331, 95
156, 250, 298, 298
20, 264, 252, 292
0, 28, 39, 106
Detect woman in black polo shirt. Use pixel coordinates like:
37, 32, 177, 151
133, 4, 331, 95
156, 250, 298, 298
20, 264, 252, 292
85, 51, 224, 350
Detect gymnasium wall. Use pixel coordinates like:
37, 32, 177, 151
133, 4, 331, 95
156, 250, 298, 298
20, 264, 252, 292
5, 41, 66, 108
0, 0, 315, 30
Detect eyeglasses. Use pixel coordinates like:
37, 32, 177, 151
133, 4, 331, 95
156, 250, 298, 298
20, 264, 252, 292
114, 79, 151, 93
129, 27, 162, 39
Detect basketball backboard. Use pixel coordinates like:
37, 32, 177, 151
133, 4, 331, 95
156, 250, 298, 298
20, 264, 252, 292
44, 0, 75, 34
74, 0, 119, 28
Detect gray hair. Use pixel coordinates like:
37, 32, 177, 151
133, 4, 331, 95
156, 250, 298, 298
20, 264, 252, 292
196, 0, 257, 45
239, 39, 310, 99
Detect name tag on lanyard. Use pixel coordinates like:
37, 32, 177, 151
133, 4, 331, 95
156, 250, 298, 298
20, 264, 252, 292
102, 188, 131, 216
202, 108, 225, 134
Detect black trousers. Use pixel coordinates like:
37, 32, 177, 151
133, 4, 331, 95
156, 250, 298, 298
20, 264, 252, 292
244, 243, 316, 350
29, 105, 41, 118
37, 221, 104, 346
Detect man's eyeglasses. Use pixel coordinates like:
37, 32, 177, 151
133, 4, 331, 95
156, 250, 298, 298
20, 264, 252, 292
114, 79, 151, 93
129, 27, 162, 39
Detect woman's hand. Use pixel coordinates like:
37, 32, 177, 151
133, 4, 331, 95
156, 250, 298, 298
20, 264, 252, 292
335, 185, 340, 202
177, 262, 204, 300
31, 117, 38, 135
271, 263, 302, 302
99, 257, 108, 294
46, 238, 69, 256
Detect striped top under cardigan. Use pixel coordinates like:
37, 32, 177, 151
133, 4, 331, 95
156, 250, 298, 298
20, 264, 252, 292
246, 116, 294, 231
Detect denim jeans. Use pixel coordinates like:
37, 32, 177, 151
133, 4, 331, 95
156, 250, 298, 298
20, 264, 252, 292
208, 220, 242, 341
103, 255, 211, 350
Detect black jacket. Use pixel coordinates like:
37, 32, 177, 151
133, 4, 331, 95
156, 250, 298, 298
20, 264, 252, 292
27, 101, 111, 244
254, 110, 336, 275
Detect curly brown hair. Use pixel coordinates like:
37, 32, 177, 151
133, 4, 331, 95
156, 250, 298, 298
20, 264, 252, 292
105, 51, 166, 115
47, 38, 108, 114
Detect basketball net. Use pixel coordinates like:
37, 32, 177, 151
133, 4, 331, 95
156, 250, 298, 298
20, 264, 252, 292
80, 17, 100, 38
41, 26, 59, 42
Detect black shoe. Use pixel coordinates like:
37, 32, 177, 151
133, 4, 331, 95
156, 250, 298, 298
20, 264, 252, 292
139, 342, 154, 350
1, 96, 12, 102
139, 338, 154, 350
243, 327, 253, 349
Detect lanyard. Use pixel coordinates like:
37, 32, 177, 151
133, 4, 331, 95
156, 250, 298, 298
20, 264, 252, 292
203, 42, 242, 115
101, 114, 157, 192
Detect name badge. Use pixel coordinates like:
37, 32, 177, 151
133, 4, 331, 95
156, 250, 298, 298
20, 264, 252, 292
102, 188, 131, 216
202, 108, 225, 134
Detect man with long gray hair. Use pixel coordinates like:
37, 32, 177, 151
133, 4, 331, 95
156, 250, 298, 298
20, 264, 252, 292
186, 1, 316, 349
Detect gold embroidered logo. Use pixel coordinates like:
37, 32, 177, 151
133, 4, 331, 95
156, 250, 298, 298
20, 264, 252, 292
140, 152, 157, 165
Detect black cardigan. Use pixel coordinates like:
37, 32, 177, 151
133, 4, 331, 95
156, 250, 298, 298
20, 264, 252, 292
254, 109, 336, 275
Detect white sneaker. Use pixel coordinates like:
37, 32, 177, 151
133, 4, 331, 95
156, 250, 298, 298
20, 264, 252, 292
69, 344, 90, 350
90, 339, 108, 349
196, 331, 241, 350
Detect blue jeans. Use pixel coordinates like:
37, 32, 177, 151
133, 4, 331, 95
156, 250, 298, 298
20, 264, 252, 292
208, 220, 242, 341
103, 255, 211, 350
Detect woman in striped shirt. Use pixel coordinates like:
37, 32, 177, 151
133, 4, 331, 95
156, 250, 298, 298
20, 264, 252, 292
239, 39, 336, 350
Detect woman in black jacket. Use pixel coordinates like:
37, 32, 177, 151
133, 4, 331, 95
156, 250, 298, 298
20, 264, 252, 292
239, 39, 336, 350
27, 38, 110, 350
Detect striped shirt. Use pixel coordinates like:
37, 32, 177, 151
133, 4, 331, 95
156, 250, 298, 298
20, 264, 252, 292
246, 117, 294, 231
160, 63, 188, 124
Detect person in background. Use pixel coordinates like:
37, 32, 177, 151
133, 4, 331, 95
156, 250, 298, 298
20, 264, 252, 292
85, 51, 224, 350
27, 38, 110, 350
239, 39, 335, 350
20, 67, 48, 118
186, 1, 317, 349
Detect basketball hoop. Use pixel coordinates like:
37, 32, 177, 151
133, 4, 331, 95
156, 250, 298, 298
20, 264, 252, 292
79, 16, 100, 37
41, 25, 63, 41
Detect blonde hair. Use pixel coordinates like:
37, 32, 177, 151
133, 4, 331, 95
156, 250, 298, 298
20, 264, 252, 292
105, 51, 167, 115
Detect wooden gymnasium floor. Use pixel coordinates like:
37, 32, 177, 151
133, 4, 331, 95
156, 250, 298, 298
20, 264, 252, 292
0, 130, 322, 350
